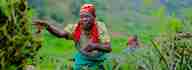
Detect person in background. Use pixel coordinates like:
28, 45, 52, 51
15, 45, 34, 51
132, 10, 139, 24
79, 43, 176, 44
33, 3, 111, 70
123, 35, 139, 54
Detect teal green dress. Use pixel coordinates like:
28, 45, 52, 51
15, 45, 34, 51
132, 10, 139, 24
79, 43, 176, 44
73, 43, 107, 70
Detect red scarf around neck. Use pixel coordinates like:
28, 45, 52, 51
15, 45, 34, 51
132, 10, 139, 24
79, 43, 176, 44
73, 21, 99, 43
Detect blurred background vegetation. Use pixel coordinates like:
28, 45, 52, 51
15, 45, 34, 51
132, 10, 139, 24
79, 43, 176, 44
28, 0, 192, 43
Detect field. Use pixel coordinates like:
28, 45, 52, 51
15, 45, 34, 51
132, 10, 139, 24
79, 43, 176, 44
34, 31, 191, 70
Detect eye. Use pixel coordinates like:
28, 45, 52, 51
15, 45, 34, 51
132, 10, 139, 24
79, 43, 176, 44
80, 15, 84, 18
80, 13, 93, 18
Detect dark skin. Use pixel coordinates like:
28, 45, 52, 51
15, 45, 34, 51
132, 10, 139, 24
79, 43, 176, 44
33, 12, 111, 56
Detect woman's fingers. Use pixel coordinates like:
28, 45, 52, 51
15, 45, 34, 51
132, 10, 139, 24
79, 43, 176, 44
32, 20, 48, 33
32, 20, 48, 26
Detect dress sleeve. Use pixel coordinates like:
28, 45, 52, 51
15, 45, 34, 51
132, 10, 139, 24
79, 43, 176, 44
64, 24, 76, 40
97, 22, 111, 44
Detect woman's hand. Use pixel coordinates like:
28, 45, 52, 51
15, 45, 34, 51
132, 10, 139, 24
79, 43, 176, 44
80, 45, 98, 57
32, 20, 48, 33
83, 40, 99, 52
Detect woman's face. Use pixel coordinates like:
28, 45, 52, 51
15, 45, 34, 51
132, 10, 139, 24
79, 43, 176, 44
80, 12, 94, 30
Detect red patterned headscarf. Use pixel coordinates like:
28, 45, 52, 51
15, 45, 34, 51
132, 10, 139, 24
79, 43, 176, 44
80, 4, 96, 17
73, 4, 99, 43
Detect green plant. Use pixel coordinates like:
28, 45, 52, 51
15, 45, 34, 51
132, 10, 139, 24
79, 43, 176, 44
0, 0, 41, 69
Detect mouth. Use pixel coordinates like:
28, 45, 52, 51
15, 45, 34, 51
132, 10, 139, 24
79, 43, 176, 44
83, 23, 91, 30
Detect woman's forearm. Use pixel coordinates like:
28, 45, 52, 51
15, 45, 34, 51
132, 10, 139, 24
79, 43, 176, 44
46, 24, 69, 38
33, 20, 69, 39
96, 44, 112, 52
88, 43, 112, 53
